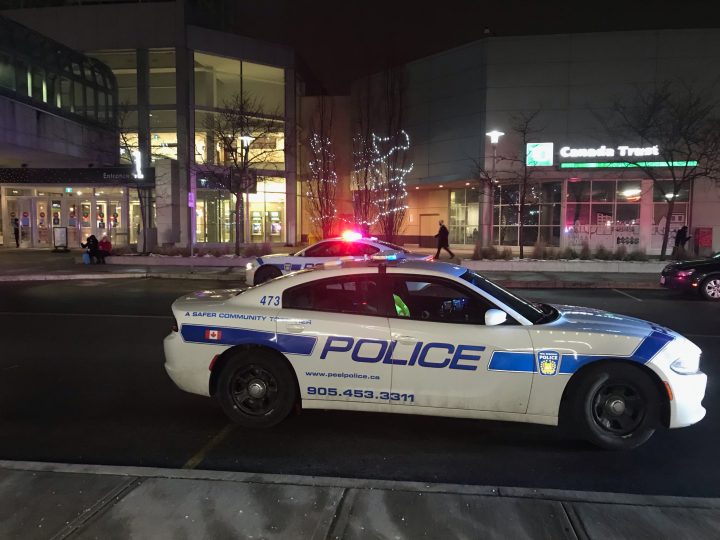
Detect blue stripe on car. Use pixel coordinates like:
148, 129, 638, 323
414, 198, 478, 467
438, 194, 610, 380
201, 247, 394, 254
488, 330, 674, 375
487, 351, 536, 373
180, 324, 317, 355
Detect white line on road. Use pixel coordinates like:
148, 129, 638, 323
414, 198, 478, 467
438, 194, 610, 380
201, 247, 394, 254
0, 311, 172, 319
612, 289, 643, 302
183, 424, 236, 470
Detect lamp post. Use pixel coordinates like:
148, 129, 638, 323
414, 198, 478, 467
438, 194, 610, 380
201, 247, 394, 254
485, 130, 504, 246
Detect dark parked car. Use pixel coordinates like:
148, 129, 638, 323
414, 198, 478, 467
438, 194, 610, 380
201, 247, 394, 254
661, 253, 720, 301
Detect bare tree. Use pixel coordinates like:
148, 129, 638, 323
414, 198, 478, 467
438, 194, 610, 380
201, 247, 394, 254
194, 93, 283, 255
498, 110, 545, 259
304, 96, 338, 239
117, 107, 153, 253
373, 67, 411, 244
606, 83, 720, 260
351, 79, 377, 236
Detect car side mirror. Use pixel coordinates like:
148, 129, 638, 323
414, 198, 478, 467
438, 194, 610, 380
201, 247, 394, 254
485, 309, 507, 326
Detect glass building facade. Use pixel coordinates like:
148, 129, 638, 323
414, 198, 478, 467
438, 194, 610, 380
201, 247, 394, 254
0, 16, 117, 127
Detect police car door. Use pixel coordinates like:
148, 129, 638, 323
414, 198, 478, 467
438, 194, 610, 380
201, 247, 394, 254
387, 274, 534, 413
278, 273, 392, 406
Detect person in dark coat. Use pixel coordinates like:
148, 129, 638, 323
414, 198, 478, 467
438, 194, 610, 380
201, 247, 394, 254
672, 226, 691, 259
12, 218, 20, 247
81, 235, 101, 264
434, 220, 455, 259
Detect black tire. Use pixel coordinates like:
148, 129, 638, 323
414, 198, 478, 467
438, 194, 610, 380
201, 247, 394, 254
253, 265, 282, 286
566, 363, 660, 450
216, 349, 297, 428
699, 276, 720, 301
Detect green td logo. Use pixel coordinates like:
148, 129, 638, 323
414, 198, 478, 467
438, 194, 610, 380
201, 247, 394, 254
526, 142, 554, 166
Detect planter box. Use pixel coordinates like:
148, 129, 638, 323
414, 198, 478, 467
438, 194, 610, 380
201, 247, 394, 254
461, 259, 667, 273
91, 255, 255, 267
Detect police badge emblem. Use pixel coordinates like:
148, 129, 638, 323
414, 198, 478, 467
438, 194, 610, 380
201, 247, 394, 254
537, 350, 560, 376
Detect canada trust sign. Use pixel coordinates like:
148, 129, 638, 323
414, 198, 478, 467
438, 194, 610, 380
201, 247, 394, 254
559, 145, 660, 158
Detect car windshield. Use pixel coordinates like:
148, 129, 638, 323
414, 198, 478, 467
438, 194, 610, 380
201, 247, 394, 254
375, 239, 410, 253
460, 270, 551, 324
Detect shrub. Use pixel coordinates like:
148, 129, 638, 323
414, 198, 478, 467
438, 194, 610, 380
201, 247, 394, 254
613, 245, 628, 261
531, 241, 547, 259
594, 245, 613, 260
243, 242, 273, 257
501, 248, 513, 260
626, 248, 649, 261
544, 248, 560, 260
579, 241, 591, 260
559, 247, 578, 260
471, 245, 482, 260
482, 246, 500, 260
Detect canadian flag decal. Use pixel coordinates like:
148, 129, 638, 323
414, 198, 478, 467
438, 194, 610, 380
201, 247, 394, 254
205, 329, 222, 341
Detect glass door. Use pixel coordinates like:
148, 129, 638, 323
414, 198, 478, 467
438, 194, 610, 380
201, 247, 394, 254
35, 198, 51, 247
17, 198, 33, 248
79, 199, 93, 244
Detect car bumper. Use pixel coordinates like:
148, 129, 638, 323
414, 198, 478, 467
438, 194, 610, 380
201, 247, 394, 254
666, 370, 707, 428
660, 274, 698, 291
163, 332, 212, 397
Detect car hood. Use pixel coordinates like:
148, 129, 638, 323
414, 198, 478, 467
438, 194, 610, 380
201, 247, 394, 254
665, 257, 719, 271
548, 304, 680, 340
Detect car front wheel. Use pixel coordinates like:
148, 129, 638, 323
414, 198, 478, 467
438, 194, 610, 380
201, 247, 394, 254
568, 363, 660, 450
700, 276, 720, 301
253, 265, 282, 285
216, 350, 297, 428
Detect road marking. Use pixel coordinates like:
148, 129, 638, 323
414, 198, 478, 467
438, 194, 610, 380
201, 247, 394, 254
183, 424, 236, 470
612, 289, 643, 302
0, 311, 172, 319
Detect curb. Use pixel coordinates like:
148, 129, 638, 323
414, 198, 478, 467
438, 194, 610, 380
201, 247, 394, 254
0, 273, 660, 288
2, 460, 718, 509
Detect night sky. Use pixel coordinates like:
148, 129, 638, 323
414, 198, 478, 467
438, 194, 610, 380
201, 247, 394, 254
189, 0, 720, 93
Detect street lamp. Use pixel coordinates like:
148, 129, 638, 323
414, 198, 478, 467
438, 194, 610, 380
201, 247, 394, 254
238, 134, 255, 244
485, 130, 504, 245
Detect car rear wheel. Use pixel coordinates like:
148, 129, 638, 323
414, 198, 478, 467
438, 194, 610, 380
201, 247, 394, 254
216, 350, 297, 428
253, 265, 282, 285
700, 276, 720, 301
568, 363, 659, 450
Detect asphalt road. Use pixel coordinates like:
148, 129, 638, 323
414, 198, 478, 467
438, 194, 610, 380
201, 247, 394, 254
0, 278, 717, 497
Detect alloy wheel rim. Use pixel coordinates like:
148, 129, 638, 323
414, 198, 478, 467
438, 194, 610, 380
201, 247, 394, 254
230, 365, 279, 416
705, 279, 720, 299
591, 380, 646, 436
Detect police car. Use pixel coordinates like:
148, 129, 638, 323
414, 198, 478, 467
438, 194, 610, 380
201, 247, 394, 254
164, 258, 707, 450
245, 231, 432, 285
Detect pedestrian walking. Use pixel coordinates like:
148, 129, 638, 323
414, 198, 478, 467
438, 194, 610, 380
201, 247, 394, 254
672, 226, 691, 260
12, 217, 20, 247
434, 220, 455, 259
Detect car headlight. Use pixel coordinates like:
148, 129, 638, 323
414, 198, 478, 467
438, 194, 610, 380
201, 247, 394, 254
676, 269, 695, 278
670, 356, 700, 374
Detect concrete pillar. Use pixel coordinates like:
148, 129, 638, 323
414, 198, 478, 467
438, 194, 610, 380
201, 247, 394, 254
175, 0, 194, 249
640, 179, 654, 253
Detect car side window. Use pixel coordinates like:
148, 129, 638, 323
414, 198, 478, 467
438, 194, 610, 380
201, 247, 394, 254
303, 241, 334, 257
390, 276, 495, 324
283, 276, 385, 316
346, 242, 379, 256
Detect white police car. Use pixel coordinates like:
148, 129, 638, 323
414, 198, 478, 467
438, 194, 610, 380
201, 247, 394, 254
245, 231, 432, 285
164, 259, 707, 450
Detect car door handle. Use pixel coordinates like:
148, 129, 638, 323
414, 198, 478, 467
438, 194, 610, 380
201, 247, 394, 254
285, 324, 305, 333
396, 335, 418, 345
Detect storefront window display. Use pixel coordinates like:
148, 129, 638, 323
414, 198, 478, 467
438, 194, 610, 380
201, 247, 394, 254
493, 181, 562, 247
195, 177, 286, 244
564, 179, 643, 249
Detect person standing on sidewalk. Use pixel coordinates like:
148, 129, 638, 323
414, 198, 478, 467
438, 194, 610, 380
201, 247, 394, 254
434, 220, 455, 259
12, 218, 20, 247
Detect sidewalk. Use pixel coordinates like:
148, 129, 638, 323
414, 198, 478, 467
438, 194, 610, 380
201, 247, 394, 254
0, 248, 662, 288
1, 460, 718, 540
